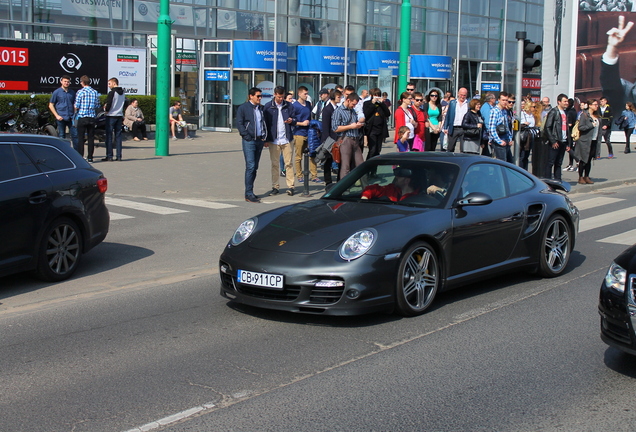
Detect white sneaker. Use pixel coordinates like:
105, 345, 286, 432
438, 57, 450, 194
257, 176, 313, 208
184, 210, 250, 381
172, 136, 178, 140
563, 165, 571, 171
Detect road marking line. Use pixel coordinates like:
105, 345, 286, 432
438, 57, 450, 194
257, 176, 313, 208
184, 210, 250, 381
109, 212, 135, 221
598, 228, 636, 245
572, 196, 623, 211
579, 207, 636, 233
122, 402, 216, 432
106, 197, 189, 215
149, 197, 237, 209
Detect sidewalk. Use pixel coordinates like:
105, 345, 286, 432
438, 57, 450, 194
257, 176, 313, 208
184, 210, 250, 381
93, 130, 636, 202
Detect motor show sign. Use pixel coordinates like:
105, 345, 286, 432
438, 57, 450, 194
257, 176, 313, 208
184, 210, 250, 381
0, 40, 147, 94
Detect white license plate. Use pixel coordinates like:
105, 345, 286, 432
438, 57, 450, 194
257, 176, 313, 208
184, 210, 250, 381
237, 269, 284, 289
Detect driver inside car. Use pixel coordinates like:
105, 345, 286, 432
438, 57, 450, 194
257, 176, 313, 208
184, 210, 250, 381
361, 167, 422, 202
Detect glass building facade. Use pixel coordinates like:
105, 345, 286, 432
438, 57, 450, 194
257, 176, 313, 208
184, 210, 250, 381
0, 0, 544, 129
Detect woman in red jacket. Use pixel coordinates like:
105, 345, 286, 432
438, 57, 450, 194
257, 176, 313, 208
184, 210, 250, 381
394, 91, 417, 150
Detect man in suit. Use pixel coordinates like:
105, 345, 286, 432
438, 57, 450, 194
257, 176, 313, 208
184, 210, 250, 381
236, 87, 267, 203
442, 87, 469, 152
600, 15, 635, 114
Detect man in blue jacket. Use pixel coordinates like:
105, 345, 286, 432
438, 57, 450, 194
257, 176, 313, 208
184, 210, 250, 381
263, 86, 296, 196
442, 87, 469, 152
236, 87, 267, 203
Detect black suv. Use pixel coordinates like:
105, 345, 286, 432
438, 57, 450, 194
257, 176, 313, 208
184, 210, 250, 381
599, 244, 636, 356
0, 135, 109, 281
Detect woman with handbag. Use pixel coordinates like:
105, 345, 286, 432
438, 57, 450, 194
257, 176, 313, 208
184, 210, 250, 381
519, 100, 540, 171
124, 98, 147, 141
460, 99, 483, 155
394, 92, 417, 150
424, 90, 442, 151
621, 102, 636, 153
574, 99, 601, 184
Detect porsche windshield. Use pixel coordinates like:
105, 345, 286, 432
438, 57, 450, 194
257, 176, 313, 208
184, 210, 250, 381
323, 161, 459, 208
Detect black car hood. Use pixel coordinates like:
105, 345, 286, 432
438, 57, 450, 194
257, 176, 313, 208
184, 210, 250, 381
248, 199, 423, 254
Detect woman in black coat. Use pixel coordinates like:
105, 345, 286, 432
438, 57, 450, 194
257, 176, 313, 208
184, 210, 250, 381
460, 99, 484, 155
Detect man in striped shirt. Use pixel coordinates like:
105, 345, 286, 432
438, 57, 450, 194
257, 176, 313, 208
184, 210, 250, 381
74, 75, 100, 162
331, 92, 365, 178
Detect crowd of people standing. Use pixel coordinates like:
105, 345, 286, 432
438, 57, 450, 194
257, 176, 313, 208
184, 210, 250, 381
236, 82, 636, 202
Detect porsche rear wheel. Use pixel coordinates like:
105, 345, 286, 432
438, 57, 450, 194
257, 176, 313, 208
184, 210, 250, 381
395, 241, 439, 316
538, 215, 571, 277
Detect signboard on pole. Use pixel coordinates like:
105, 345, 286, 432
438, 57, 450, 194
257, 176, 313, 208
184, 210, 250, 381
107, 47, 147, 95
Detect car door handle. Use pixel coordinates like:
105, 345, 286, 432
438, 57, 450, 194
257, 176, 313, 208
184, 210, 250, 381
500, 212, 524, 222
29, 191, 47, 204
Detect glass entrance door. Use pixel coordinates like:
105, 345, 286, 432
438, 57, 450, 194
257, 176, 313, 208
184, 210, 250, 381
200, 40, 233, 132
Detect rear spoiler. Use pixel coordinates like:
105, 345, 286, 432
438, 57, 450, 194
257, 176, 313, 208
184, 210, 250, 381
542, 178, 571, 193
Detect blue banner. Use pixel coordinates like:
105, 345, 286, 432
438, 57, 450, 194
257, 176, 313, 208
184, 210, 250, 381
232, 40, 287, 70
409, 55, 452, 79
356, 51, 399, 76
297, 46, 346, 74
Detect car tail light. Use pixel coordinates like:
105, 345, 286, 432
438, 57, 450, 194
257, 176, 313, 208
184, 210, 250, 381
97, 178, 108, 194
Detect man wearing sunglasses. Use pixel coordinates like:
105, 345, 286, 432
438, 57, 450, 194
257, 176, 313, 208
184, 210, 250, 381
236, 87, 268, 203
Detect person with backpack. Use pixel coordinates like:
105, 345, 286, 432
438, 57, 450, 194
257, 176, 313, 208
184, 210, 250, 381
103, 77, 126, 161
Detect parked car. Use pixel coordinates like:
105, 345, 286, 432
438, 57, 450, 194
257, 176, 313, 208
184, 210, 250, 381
0, 134, 109, 281
599, 245, 636, 355
219, 152, 579, 316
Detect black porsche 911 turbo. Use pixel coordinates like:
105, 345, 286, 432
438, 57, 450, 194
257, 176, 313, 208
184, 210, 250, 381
219, 152, 579, 316
599, 245, 636, 355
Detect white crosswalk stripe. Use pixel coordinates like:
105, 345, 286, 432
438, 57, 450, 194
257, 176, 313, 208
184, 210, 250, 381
149, 197, 237, 209
597, 229, 636, 246
579, 207, 636, 233
109, 212, 135, 221
571, 196, 624, 211
105, 196, 236, 220
106, 197, 189, 215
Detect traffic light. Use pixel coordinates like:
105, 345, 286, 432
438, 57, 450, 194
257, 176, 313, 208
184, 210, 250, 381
523, 39, 542, 73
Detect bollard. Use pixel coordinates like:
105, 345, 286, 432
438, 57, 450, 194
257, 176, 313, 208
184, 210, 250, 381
302, 147, 310, 196
532, 138, 548, 178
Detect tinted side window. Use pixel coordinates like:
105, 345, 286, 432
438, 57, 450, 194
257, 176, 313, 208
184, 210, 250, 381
20, 144, 74, 172
461, 163, 506, 200
0, 144, 39, 182
504, 167, 534, 195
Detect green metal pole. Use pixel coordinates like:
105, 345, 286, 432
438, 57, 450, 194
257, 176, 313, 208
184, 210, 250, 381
398, 0, 411, 93
155, 0, 171, 156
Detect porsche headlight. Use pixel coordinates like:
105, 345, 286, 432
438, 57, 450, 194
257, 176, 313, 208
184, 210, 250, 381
605, 261, 627, 293
339, 229, 377, 261
231, 218, 257, 246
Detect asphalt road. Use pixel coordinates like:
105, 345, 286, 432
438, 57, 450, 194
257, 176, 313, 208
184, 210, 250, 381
2, 177, 636, 431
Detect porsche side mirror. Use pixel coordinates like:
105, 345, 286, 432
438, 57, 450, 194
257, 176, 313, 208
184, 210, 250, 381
456, 192, 493, 207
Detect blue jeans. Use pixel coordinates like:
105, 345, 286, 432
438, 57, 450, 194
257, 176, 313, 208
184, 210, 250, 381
105, 116, 123, 159
491, 143, 513, 163
242, 139, 265, 197
57, 119, 78, 147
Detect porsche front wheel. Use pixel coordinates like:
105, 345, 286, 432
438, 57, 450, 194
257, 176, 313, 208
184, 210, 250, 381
395, 241, 440, 316
538, 215, 571, 277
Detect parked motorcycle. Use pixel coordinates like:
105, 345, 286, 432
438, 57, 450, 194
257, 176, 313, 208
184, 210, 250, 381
0, 113, 16, 132
15, 95, 57, 136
